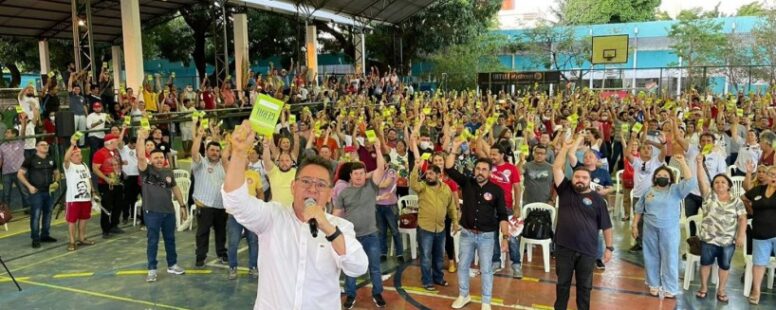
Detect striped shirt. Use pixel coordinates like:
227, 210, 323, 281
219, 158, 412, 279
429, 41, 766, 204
192, 158, 226, 208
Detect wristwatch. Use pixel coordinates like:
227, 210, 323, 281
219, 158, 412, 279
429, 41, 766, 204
325, 226, 342, 242
606, 246, 615, 252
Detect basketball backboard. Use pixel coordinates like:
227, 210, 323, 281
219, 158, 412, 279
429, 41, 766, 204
592, 35, 629, 64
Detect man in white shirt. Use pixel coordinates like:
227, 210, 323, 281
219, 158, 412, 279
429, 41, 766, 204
86, 102, 108, 156
222, 121, 368, 310
625, 141, 666, 252
681, 132, 728, 236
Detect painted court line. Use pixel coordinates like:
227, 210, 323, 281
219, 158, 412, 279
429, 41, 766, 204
383, 286, 534, 309
52, 272, 94, 279
2, 277, 189, 310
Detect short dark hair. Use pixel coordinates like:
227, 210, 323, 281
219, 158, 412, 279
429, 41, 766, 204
350, 161, 366, 172
573, 166, 591, 177
427, 165, 442, 174
699, 132, 716, 142
335, 162, 354, 183
149, 149, 165, 157
296, 155, 334, 184
206, 141, 222, 150
474, 158, 492, 170
652, 166, 676, 185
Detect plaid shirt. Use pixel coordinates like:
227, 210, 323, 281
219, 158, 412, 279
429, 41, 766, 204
0, 140, 26, 174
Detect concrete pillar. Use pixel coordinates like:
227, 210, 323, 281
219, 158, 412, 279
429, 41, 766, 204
354, 31, 365, 76
305, 24, 318, 86
38, 40, 50, 75
120, 0, 144, 95
111, 46, 123, 92
233, 13, 249, 92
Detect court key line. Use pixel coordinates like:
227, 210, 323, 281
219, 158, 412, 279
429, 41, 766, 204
0, 276, 189, 310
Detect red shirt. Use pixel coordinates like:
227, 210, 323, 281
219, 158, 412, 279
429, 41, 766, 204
442, 175, 459, 193
202, 91, 216, 110
490, 162, 521, 210
92, 147, 122, 184
315, 137, 339, 154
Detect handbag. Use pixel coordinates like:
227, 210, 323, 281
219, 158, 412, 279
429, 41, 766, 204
399, 213, 417, 229
686, 236, 701, 256
0, 202, 13, 225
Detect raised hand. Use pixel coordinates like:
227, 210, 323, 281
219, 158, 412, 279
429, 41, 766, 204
230, 120, 256, 154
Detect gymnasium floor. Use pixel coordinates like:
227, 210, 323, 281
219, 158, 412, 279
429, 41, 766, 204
1, 202, 775, 309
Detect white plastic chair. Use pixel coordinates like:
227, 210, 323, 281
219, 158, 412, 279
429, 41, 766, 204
519, 203, 555, 273
727, 165, 737, 177
682, 215, 718, 290
667, 166, 681, 183
614, 170, 624, 220
731, 176, 745, 199
173, 169, 190, 180
132, 199, 142, 227
397, 195, 419, 260
743, 219, 776, 296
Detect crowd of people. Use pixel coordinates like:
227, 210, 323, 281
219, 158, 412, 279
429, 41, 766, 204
5, 63, 776, 309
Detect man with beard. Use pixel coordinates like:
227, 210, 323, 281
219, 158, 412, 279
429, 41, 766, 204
445, 138, 508, 310
552, 136, 613, 310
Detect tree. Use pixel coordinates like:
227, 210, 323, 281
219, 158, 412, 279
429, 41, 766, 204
180, 1, 218, 80
514, 22, 592, 84
143, 17, 195, 65
555, 0, 660, 25
667, 11, 727, 89
737, 1, 767, 17
752, 8, 776, 82
366, 0, 503, 73
0, 37, 73, 87
426, 34, 507, 89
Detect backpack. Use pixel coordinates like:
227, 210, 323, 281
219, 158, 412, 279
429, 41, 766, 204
521, 209, 553, 240
0, 202, 13, 225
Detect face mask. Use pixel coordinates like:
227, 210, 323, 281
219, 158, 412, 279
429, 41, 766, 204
419, 141, 432, 150
655, 177, 670, 187
49, 116, 55, 121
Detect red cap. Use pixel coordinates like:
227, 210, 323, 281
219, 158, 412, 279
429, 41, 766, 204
344, 146, 356, 153
104, 133, 118, 142
93, 102, 103, 109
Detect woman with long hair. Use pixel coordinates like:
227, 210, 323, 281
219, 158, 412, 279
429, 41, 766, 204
631, 154, 695, 298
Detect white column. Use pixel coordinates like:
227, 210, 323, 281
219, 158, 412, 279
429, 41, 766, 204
233, 13, 249, 92
120, 0, 144, 95
305, 24, 318, 86
677, 56, 683, 98
111, 46, 122, 92
354, 31, 365, 76
632, 27, 638, 95
38, 40, 50, 76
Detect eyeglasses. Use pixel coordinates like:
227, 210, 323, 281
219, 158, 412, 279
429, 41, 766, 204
296, 177, 330, 191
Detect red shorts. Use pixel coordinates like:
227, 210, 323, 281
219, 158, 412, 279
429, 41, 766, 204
66, 201, 92, 223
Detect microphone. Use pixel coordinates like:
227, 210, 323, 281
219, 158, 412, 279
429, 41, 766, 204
305, 198, 318, 238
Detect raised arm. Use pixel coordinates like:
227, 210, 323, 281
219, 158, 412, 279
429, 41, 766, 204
567, 134, 585, 167
136, 129, 149, 172
370, 139, 386, 183
696, 152, 710, 197
553, 136, 575, 188
191, 124, 205, 163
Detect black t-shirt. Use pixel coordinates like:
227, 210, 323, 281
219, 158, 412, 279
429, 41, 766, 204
21, 153, 56, 191
745, 185, 776, 240
445, 167, 508, 232
140, 166, 176, 214
554, 179, 612, 258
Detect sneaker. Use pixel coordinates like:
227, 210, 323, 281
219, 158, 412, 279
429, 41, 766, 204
451, 295, 471, 309
629, 244, 642, 252
228, 268, 238, 280
343, 296, 356, 309
195, 260, 205, 268
32, 241, 41, 248
424, 284, 437, 291
395, 254, 404, 262
146, 270, 158, 282
512, 264, 523, 279
249, 267, 258, 278
372, 294, 386, 307
217, 257, 229, 265
40, 236, 57, 242
492, 265, 503, 273
167, 264, 185, 275
482, 303, 492, 310
595, 260, 605, 270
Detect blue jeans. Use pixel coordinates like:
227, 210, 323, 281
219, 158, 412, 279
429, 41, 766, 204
642, 224, 680, 294
145, 210, 177, 270
345, 233, 383, 298
597, 232, 604, 260
752, 237, 776, 266
375, 204, 403, 256
458, 228, 496, 304
227, 215, 258, 269
2, 173, 30, 209
700, 241, 735, 270
29, 191, 52, 241
418, 228, 446, 286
